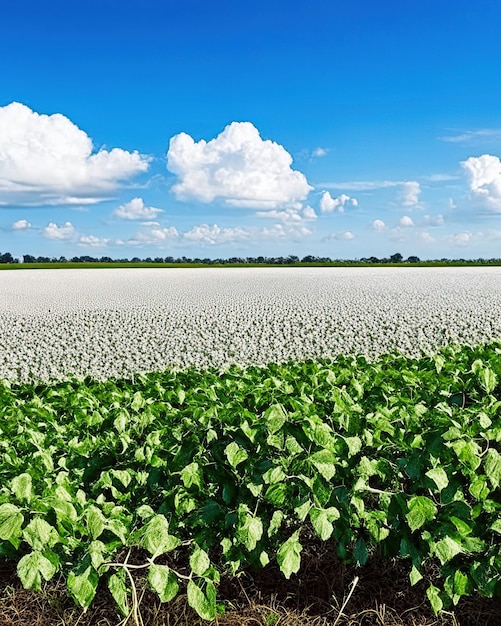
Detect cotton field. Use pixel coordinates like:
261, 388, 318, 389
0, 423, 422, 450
1, 266, 501, 382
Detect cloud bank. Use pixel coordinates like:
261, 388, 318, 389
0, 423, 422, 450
0, 102, 149, 206
167, 121, 312, 209
461, 154, 501, 212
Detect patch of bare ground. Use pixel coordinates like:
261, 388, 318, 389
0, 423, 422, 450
1, 541, 500, 626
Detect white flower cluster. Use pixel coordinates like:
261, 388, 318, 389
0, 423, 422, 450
1, 267, 501, 383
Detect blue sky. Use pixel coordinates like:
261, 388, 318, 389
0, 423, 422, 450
1, 0, 501, 260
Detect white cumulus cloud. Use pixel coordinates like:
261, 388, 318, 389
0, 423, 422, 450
398, 181, 421, 207
0, 102, 149, 206
11, 219, 32, 230
183, 223, 251, 245
42, 221, 76, 240
444, 231, 474, 246
129, 225, 179, 245
371, 219, 386, 231
113, 197, 164, 220
78, 234, 111, 248
167, 121, 312, 209
461, 154, 501, 212
319, 192, 358, 214
398, 215, 415, 227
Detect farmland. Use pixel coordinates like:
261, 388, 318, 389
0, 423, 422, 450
0, 267, 501, 625
1, 267, 501, 383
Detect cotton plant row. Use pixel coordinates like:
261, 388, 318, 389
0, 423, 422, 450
1, 267, 501, 382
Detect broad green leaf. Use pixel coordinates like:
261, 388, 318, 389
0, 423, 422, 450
190, 546, 211, 576
345, 436, 362, 456
294, 499, 311, 522
453, 570, 469, 597
264, 403, 287, 434
480, 367, 497, 394
11, 473, 32, 503
23, 518, 59, 551
309, 507, 340, 541
268, 510, 284, 537
484, 449, 501, 489
86, 506, 106, 540
425, 468, 449, 491
17, 550, 58, 591
433, 536, 463, 565
309, 449, 336, 481
406, 496, 437, 532
353, 537, 368, 566
409, 565, 423, 586
451, 439, 481, 471
131, 390, 145, 411
51, 498, 78, 523
187, 580, 217, 620
67, 565, 99, 610
88, 540, 108, 570
277, 531, 302, 579
108, 570, 129, 617
491, 519, 501, 535
180, 462, 203, 490
263, 466, 286, 484
237, 508, 263, 552
426, 584, 443, 615
0, 503, 24, 545
148, 564, 179, 602
469, 476, 489, 500
141, 515, 180, 557
225, 442, 249, 469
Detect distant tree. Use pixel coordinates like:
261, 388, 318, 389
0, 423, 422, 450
369, 256, 380, 263
0, 252, 14, 263
287, 255, 299, 263
407, 255, 420, 263
99, 256, 113, 263
390, 252, 403, 263
131, 257, 141, 263
23, 254, 36, 263
153, 257, 164, 263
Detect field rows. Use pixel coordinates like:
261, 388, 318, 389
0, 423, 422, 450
1, 267, 501, 382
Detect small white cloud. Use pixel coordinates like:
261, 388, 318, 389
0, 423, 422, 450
11, 219, 32, 230
42, 221, 76, 240
183, 223, 251, 245
0, 102, 149, 206
78, 234, 111, 247
422, 214, 445, 227
422, 173, 459, 182
302, 206, 317, 220
255, 205, 317, 223
167, 121, 312, 209
398, 215, 415, 227
113, 197, 164, 220
130, 225, 179, 245
371, 219, 386, 231
461, 154, 501, 212
398, 181, 421, 207
417, 231, 435, 243
319, 191, 358, 214
439, 129, 501, 143
444, 231, 474, 246
389, 226, 407, 241
311, 147, 327, 158
326, 231, 355, 241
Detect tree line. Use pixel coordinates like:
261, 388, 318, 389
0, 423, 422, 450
0, 251, 500, 265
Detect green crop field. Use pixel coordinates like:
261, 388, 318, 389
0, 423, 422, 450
1, 343, 500, 621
